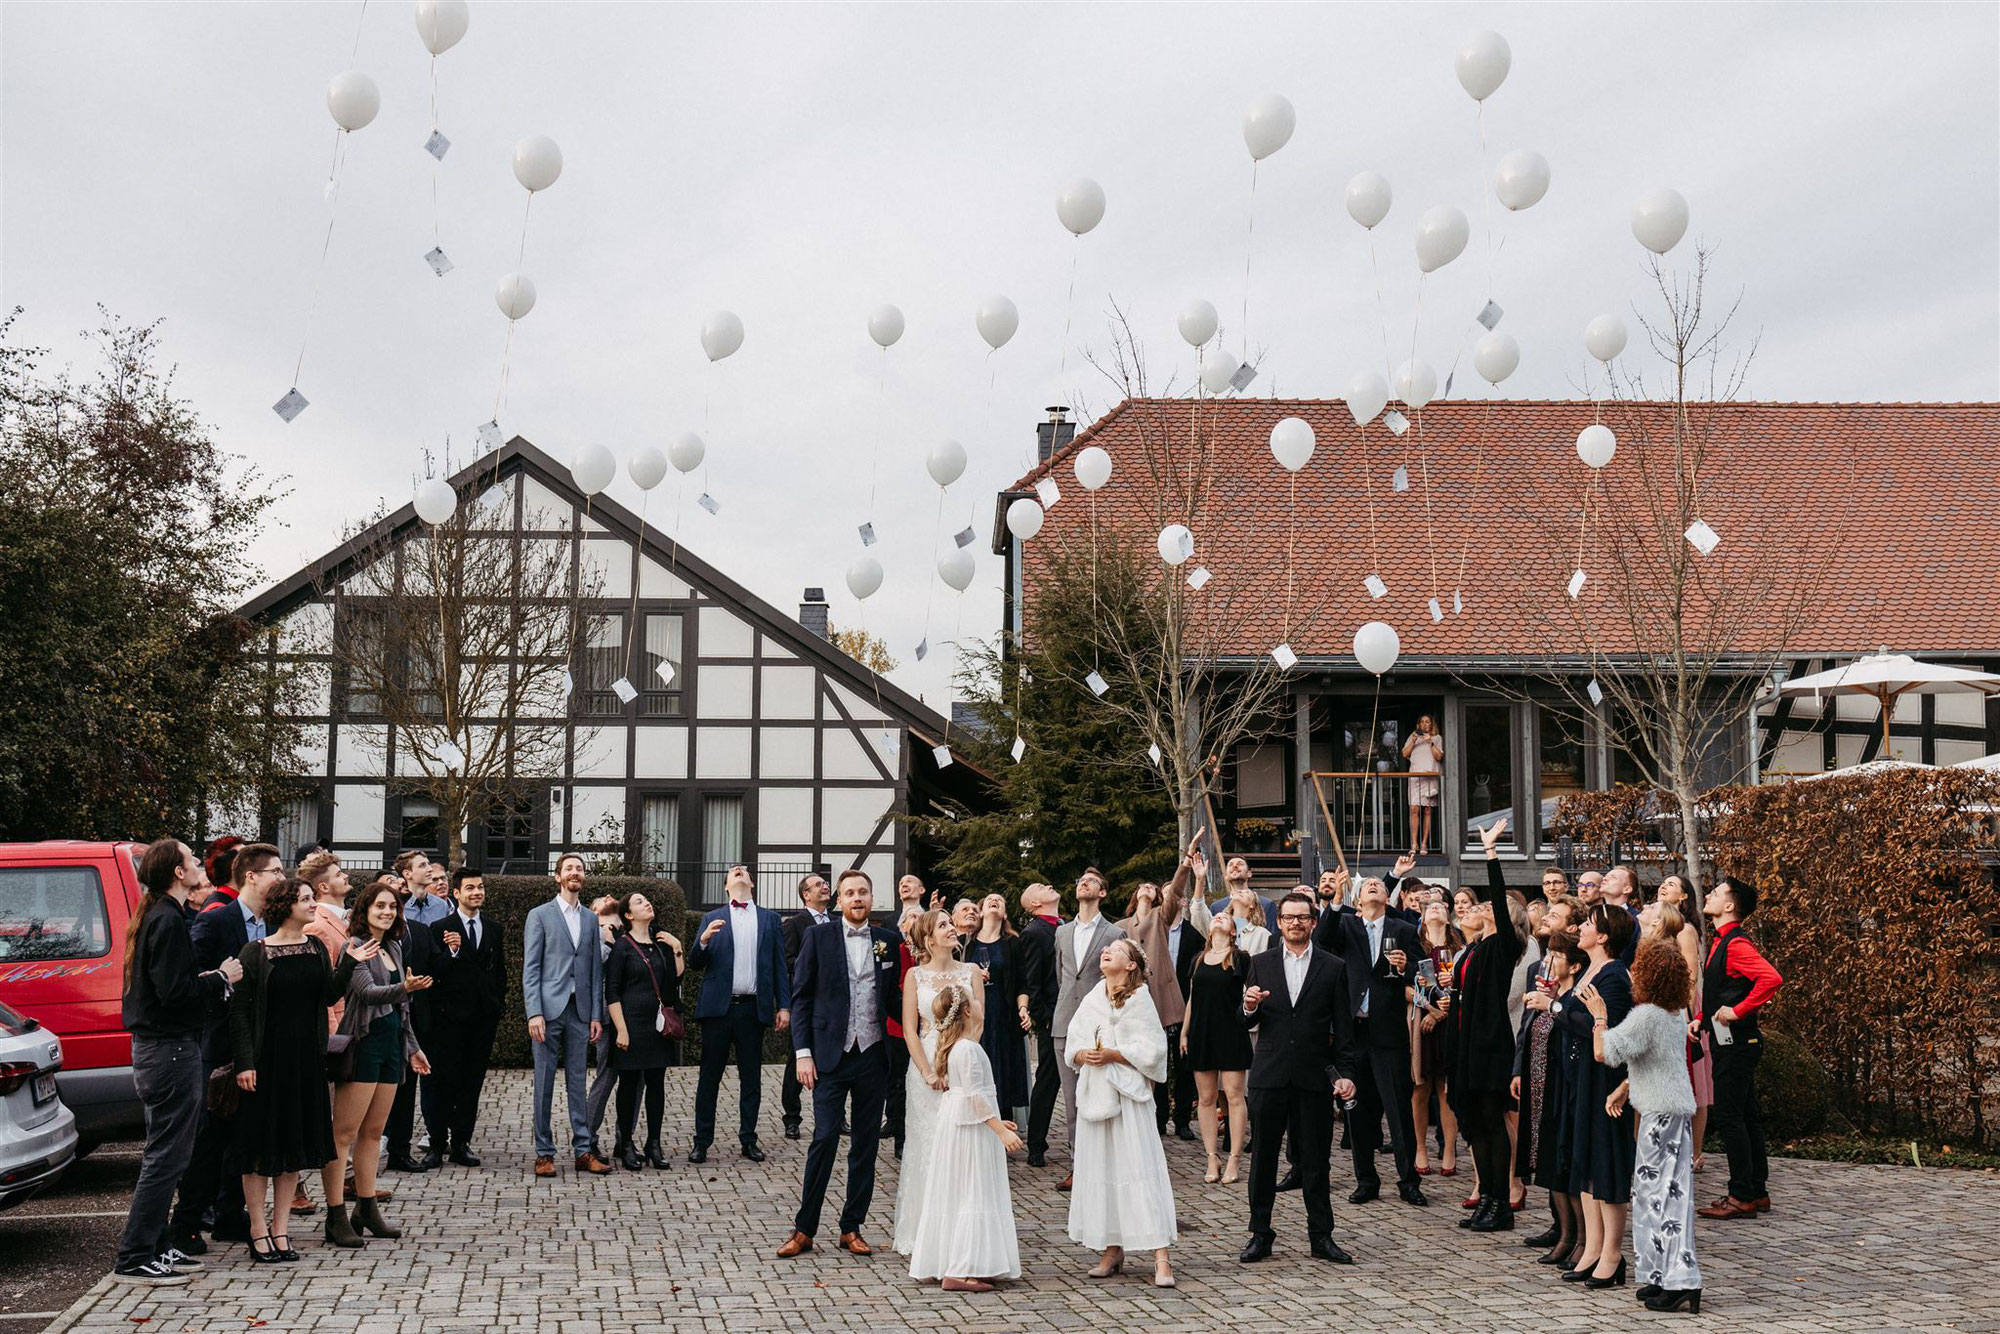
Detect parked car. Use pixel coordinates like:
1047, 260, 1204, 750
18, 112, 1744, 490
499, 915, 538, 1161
0, 842, 147, 1147
0, 997, 77, 1210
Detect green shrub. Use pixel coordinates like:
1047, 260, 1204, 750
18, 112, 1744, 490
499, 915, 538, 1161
1758, 1028, 1832, 1140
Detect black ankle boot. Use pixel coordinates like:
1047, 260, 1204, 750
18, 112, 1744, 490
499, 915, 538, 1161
1460, 1197, 1495, 1230
618, 1140, 643, 1171
644, 1139, 670, 1169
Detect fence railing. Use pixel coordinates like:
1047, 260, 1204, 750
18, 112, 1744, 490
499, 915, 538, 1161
634, 859, 824, 909
1305, 771, 1448, 859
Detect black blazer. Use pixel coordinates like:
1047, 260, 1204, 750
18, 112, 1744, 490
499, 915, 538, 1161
1447, 857, 1528, 1095
782, 909, 828, 968
401, 923, 444, 1037
430, 912, 507, 1025
1017, 915, 1059, 1030
790, 920, 903, 1074
190, 898, 253, 1066
1171, 918, 1203, 1002
1314, 907, 1419, 1049
1242, 945, 1359, 1092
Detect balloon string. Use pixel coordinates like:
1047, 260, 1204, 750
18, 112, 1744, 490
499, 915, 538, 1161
1477, 100, 1497, 300
1360, 677, 1383, 839
1402, 272, 1427, 467
1284, 470, 1296, 640
624, 491, 650, 662
1453, 399, 1494, 607
1089, 490, 1101, 672
1242, 159, 1259, 366
920, 487, 943, 655
866, 347, 886, 527
1055, 241, 1079, 411
1367, 233, 1394, 382
516, 191, 534, 268
290, 129, 349, 388
429, 57, 442, 248
669, 473, 684, 575
1360, 422, 1382, 579
351, 0, 368, 57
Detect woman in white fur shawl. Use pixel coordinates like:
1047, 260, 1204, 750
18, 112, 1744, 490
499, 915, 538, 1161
1065, 937, 1180, 1288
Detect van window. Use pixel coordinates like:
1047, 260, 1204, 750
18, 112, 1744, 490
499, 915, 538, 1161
0, 866, 112, 961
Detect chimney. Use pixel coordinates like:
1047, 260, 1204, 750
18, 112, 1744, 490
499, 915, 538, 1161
799, 587, 829, 640
1035, 405, 1074, 464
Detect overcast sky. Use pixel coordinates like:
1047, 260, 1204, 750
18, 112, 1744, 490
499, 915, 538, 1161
5, 2, 1996, 709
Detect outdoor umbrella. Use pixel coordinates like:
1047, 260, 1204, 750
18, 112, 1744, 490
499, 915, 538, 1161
1779, 651, 2000, 756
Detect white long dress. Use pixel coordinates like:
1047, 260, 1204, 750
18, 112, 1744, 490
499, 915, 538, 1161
1065, 982, 1179, 1251
906, 1040, 1022, 1282
892, 961, 978, 1255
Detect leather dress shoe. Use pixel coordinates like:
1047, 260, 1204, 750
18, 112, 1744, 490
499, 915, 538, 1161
1459, 1197, 1493, 1229
1348, 1182, 1380, 1204
741, 1142, 766, 1163
1239, 1233, 1274, 1263
415, 1150, 444, 1171
1275, 1167, 1301, 1191
836, 1231, 874, 1255
575, 1153, 613, 1175
1175, 1123, 1198, 1142
532, 1156, 556, 1177
1309, 1237, 1354, 1264
1399, 1184, 1430, 1207
783, 1120, 802, 1141
386, 1152, 427, 1173
1027, 1150, 1047, 1167
449, 1148, 481, 1167
1058, 1173, 1073, 1192
687, 1145, 709, 1164
776, 1230, 813, 1258
1696, 1195, 1759, 1220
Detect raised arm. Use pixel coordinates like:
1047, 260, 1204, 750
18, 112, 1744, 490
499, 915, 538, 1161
1480, 818, 1521, 958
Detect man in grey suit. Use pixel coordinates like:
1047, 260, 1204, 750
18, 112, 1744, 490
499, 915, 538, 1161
1051, 867, 1126, 1191
521, 853, 612, 1177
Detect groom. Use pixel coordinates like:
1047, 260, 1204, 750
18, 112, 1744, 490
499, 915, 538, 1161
778, 868, 903, 1258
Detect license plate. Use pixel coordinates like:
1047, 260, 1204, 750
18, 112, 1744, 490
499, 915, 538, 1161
30, 1073, 56, 1106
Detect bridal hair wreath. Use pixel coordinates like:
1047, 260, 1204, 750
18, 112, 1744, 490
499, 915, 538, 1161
931, 982, 974, 1085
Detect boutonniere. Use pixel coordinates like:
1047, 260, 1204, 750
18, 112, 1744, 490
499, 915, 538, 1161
873, 940, 890, 961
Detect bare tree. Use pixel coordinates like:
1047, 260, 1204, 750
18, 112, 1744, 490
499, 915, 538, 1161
1491, 248, 1846, 891
311, 478, 603, 865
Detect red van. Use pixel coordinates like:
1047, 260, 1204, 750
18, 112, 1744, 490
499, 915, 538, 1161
0, 842, 146, 1147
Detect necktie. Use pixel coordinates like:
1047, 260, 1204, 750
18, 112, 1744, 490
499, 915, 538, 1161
1362, 920, 1378, 1016
467, 917, 479, 950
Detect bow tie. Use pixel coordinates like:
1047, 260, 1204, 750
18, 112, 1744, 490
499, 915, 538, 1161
847, 926, 872, 938
730, 901, 750, 910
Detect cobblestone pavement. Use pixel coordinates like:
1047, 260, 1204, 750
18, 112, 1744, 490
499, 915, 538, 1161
43, 1067, 2000, 1333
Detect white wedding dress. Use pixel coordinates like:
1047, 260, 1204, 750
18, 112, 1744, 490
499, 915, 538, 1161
906, 1039, 1021, 1281
892, 961, 978, 1255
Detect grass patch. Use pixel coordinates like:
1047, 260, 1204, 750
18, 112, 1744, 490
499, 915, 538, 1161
1767, 1133, 2000, 1171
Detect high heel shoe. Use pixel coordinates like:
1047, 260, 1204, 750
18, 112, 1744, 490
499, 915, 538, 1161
1086, 1250, 1125, 1279
1559, 1256, 1599, 1282
1536, 1239, 1577, 1266
270, 1233, 299, 1262
1204, 1155, 1221, 1184
1522, 1223, 1561, 1248
1584, 1258, 1628, 1289
1644, 1288, 1701, 1313
1220, 1156, 1241, 1186
248, 1236, 284, 1265
1636, 1283, 1663, 1302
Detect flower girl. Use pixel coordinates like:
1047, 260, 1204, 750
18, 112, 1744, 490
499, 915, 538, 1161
906, 982, 1023, 1292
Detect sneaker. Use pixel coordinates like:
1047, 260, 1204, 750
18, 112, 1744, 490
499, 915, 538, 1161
157, 1247, 204, 1273
113, 1258, 190, 1286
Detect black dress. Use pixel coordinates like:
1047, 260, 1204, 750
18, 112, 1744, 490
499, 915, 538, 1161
605, 934, 677, 1071
234, 941, 337, 1176
965, 934, 1030, 1108
1556, 958, 1635, 1203
1183, 956, 1254, 1072
1536, 1003, 1584, 1192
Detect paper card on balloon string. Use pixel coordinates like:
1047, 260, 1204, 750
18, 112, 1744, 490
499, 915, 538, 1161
1587, 679, 1605, 707
424, 130, 451, 161
1085, 671, 1109, 697
1364, 573, 1388, 600
610, 677, 638, 705
272, 388, 309, 423
1229, 363, 1259, 392
436, 740, 466, 772
1567, 569, 1587, 599
1684, 519, 1720, 555
424, 247, 454, 277
1477, 300, 1504, 331
1168, 529, 1196, 563
478, 419, 503, 448
877, 730, 900, 761
1453, 588, 1464, 615
1011, 735, 1027, 763
561, 670, 575, 699
698, 493, 720, 515
914, 638, 929, 662
1186, 566, 1211, 590
1443, 371, 1458, 399
1429, 598, 1443, 624
655, 660, 675, 686
933, 744, 954, 770
858, 522, 877, 547
1383, 410, 1409, 437
1035, 478, 1061, 508
323, 177, 337, 202
1148, 741, 1163, 766
478, 484, 507, 513
1392, 466, 1410, 492
1271, 643, 1299, 672
954, 527, 976, 549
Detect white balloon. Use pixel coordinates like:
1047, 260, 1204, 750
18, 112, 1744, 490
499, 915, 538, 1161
868, 303, 905, 349
1576, 424, 1618, 470
512, 135, 563, 193
1583, 314, 1628, 362
1473, 332, 1520, 386
700, 311, 744, 362
1353, 620, 1402, 676
1631, 187, 1689, 254
1005, 497, 1044, 541
494, 273, 537, 321
1157, 523, 1194, 567
326, 71, 380, 132
1346, 370, 1390, 427
414, 0, 469, 55
1344, 171, 1393, 230
1269, 417, 1315, 472
975, 296, 1018, 350
668, 431, 706, 474
1199, 353, 1240, 396
1242, 93, 1296, 162
925, 439, 967, 488
937, 547, 976, 593
1494, 149, 1550, 211
412, 477, 457, 525
1073, 445, 1113, 491
845, 555, 883, 601
1394, 359, 1438, 410
1177, 299, 1218, 349
628, 445, 668, 492
570, 442, 615, 496
1455, 30, 1512, 102
1056, 177, 1106, 236
1414, 205, 1470, 274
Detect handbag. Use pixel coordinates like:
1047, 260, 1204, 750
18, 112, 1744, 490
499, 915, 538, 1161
206, 1062, 240, 1117
627, 937, 685, 1041
325, 1032, 356, 1083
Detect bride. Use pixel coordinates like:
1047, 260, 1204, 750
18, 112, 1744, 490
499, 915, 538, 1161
892, 909, 983, 1255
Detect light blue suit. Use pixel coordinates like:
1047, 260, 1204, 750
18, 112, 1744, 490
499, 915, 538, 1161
522, 896, 605, 1158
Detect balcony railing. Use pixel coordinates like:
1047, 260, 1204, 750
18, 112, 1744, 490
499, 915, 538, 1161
635, 859, 825, 909
1304, 771, 1451, 858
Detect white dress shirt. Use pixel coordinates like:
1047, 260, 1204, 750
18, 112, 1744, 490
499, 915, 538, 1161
1281, 943, 1313, 1004
729, 899, 759, 997
1072, 914, 1101, 970
556, 895, 583, 950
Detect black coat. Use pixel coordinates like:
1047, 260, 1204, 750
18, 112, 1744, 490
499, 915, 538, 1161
1313, 907, 1419, 1049
782, 909, 829, 967
402, 922, 443, 1039
429, 912, 507, 1025
1017, 915, 1060, 1031
1171, 918, 1204, 1003
1447, 857, 1527, 1095
190, 898, 254, 1066
1242, 945, 1359, 1092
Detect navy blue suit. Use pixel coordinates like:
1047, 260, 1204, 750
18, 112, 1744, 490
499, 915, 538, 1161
171, 896, 256, 1237
789, 920, 901, 1238
687, 903, 792, 1150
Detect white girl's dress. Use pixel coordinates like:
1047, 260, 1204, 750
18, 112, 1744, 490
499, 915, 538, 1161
1065, 981, 1179, 1251
906, 1040, 1022, 1281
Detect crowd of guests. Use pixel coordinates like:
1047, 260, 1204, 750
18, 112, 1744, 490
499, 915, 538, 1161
113, 830, 1783, 1315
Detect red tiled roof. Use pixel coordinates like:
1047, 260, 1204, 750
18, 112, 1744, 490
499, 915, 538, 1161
1005, 399, 2000, 662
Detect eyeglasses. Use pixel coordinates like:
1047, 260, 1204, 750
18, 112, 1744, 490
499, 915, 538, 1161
1277, 912, 1315, 923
